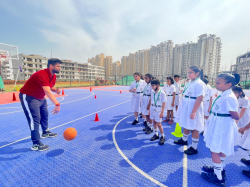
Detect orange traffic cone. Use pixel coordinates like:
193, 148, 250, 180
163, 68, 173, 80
94, 113, 100, 121
90, 87, 92, 91
13, 93, 16, 101
94, 95, 97, 99
120, 91, 122, 94
62, 89, 65, 95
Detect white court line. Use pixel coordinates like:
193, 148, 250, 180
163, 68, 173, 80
0, 92, 94, 115
0, 99, 130, 149
112, 115, 167, 187
183, 145, 188, 187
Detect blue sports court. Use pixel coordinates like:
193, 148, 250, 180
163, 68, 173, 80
0, 86, 249, 187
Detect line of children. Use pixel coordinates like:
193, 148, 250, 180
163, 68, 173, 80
163, 77, 176, 124
174, 66, 207, 155
129, 72, 147, 125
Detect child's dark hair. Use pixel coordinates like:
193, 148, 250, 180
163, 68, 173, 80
145, 73, 154, 83
189, 66, 203, 79
232, 85, 245, 98
134, 72, 143, 80
174, 75, 180, 78
151, 79, 160, 85
167, 76, 174, 84
217, 73, 240, 87
202, 77, 209, 85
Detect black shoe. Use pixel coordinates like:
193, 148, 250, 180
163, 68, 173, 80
242, 170, 250, 178
143, 121, 147, 126
31, 142, 50, 151
174, 138, 188, 145
139, 113, 143, 118
143, 125, 150, 131
132, 119, 139, 125
201, 172, 226, 187
200, 131, 204, 135
159, 136, 165, 145
184, 146, 198, 155
202, 166, 226, 179
41, 131, 58, 139
150, 134, 159, 141
146, 128, 153, 134
241, 158, 250, 166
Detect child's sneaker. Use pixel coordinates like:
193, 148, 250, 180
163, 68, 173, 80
41, 131, 57, 139
174, 138, 188, 145
162, 118, 169, 122
132, 120, 139, 125
201, 172, 226, 187
31, 142, 49, 151
202, 166, 226, 178
168, 120, 174, 125
143, 121, 147, 126
159, 136, 165, 145
146, 128, 153, 134
184, 147, 198, 155
150, 134, 159, 141
242, 170, 250, 178
143, 125, 150, 131
241, 158, 250, 166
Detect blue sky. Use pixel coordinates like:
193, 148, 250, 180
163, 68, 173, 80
0, 0, 249, 70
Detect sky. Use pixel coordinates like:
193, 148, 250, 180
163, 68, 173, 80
0, 0, 249, 70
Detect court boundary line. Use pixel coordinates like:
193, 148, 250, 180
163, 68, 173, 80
183, 145, 188, 187
0, 99, 130, 149
112, 114, 168, 187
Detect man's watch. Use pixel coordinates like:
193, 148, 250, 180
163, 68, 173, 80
55, 103, 60, 106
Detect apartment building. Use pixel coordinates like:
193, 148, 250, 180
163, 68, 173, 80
112, 61, 121, 77
104, 56, 112, 79
121, 56, 128, 76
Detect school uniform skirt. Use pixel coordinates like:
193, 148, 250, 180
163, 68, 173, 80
203, 100, 210, 117
239, 129, 250, 150
175, 94, 180, 106
204, 115, 238, 156
131, 93, 142, 112
237, 108, 250, 128
175, 97, 204, 132
166, 95, 174, 110
141, 95, 150, 115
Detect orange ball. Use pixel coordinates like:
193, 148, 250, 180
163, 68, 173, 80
63, 127, 77, 141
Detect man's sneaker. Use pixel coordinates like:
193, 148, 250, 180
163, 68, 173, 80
184, 146, 198, 155
132, 120, 139, 125
242, 170, 250, 178
241, 158, 250, 166
174, 138, 188, 145
143, 121, 147, 126
201, 172, 226, 187
150, 134, 159, 141
159, 136, 165, 145
143, 125, 150, 131
146, 128, 153, 134
202, 166, 226, 178
31, 142, 50, 151
41, 131, 58, 139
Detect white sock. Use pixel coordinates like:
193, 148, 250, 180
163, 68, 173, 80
154, 128, 158, 136
149, 123, 153, 129
161, 133, 165, 138
220, 157, 225, 170
213, 162, 222, 180
191, 138, 199, 150
147, 122, 149, 126
182, 133, 189, 142
135, 117, 138, 121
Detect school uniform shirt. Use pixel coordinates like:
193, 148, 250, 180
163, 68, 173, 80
204, 89, 238, 156
237, 96, 250, 128
150, 88, 167, 122
175, 78, 206, 132
129, 80, 147, 112
165, 84, 176, 110
141, 83, 152, 115
174, 81, 181, 106
203, 84, 213, 117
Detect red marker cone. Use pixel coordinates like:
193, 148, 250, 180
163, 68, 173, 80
90, 87, 92, 91
13, 93, 16, 101
120, 91, 122, 94
94, 95, 97, 99
62, 89, 65, 95
94, 113, 100, 121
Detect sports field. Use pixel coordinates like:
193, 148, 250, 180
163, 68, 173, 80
0, 86, 249, 187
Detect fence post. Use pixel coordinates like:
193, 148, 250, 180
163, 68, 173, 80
122, 76, 123, 85
126, 75, 128, 86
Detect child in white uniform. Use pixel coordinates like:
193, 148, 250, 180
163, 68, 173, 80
147, 79, 167, 145
239, 122, 250, 178
202, 77, 213, 120
141, 74, 154, 134
174, 66, 206, 155
129, 72, 147, 125
201, 74, 240, 186
174, 75, 181, 111
163, 77, 176, 125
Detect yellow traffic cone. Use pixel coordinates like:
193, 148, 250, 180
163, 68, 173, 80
171, 123, 183, 138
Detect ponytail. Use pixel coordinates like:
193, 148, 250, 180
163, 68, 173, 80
190, 66, 203, 79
